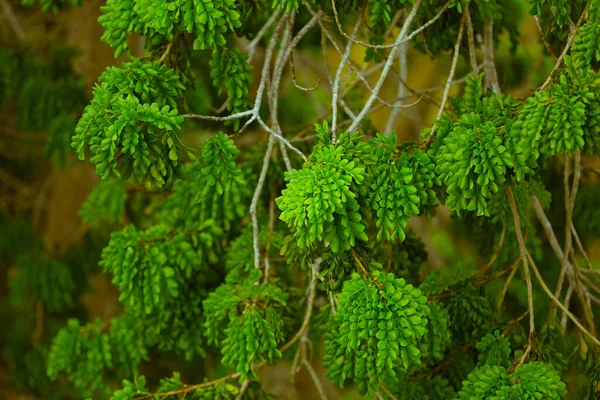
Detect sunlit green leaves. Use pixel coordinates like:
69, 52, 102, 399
324, 271, 430, 395
277, 136, 368, 252
72, 60, 186, 187
369, 135, 440, 241
436, 113, 516, 217
456, 362, 567, 399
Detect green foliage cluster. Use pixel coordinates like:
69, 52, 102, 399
210, 49, 253, 130
47, 319, 112, 396
203, 281, 287, 378
72, 60, 186, 187
323, 271, 429, 395
99, 0, 241, 57
80, 181, 127, 227
456, 361, 567, 399
277, 134, 369, 252
4, 0, 600, 399
511, 60, 600, 168
369, 134, 440, 241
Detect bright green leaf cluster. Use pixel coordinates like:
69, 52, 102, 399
197, 132, 245, 197
512, 64, 600, 171
369, 135, 440, 241
110, 375, 149, 400
436, 113, 516, 216
72, 60, 186, 187
277, 137, 367, 252
99, 0, 241, 57
456, 361, 567, 399
323, 270, 430, 395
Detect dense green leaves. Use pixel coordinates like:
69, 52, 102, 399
369, 135, 440, 241
203, 281, 287, 379
277, 134, 368, 252
99, 0, 241, 57
512, 63, 600, 167
456, 362, 567, 399
475, 330, 512, 368
100, 222, 221, 314
72, 60, 186, 187
435, 113, 516, 216
324, 271, 430, 395
47, 319, 112, 396
161, 133, 249, 231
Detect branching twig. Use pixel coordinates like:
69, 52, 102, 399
539, 5, 589, 92
534, 15, 558, 59
385, 11, 408, 135
331, 14, 362, 141
247, 8, 282, 62
290, 52, 322, 92
424, 11, 466, 145
330, 0, 450, 50
506, 186, 535, 368
464, 6, 479, 76
348, 0, 423, 133
235, 380, 250, 400
526, 251, 600, 347
482, 17, 500, 93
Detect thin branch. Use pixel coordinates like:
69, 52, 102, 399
424, 11, 466, 145
385, 12, 408, 135
330, 0, 450, 49
464, 6, 479, 76
235, 380, 250, 400
182, 109, 254, 121
506, 186, 535, 368
539, 5, 589, 92
0, 0, 25, 42
496, 258, 521, 308
332, 14, 362, 141
247, 8, 282, 62
303, 359, 329, 400
534, 15, 558, 59
250, 135, 275, 270
280, 258, 321, 352
290, 52, 322, 92
482, 17, 500, 93
348, 0, 423, 133
158, 42, 173, 64
526, 251, 600, 347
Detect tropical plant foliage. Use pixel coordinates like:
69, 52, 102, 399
2, 0, 600, 399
